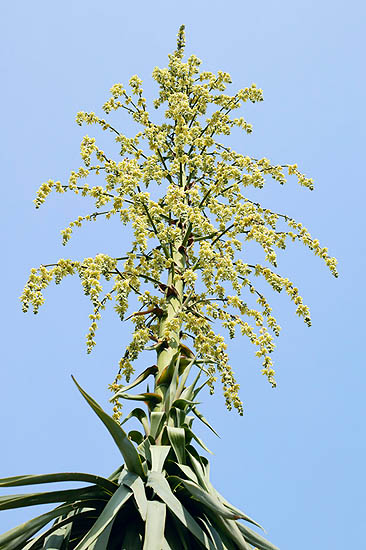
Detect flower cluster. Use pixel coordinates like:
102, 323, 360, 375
22, 25, 337, 415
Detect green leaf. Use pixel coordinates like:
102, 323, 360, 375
185, 428, 212, 454
72, 376, 145, 478
171, 477, 241, 520
110, 366, 158, 401
169, 407, 187, 429
128, 430, 144, 445
167, 514, 192, 550
22, 510, 92, 550
0, 472, 116, 493
121, 407, 150, 436
73, 482, 133, 550
88, 520, 114, 549
175, 356, 195, 399
237, 523, 280, 550
179, 370, 202, 403
112, 392, 162, 407
156, 351, 180, 388
142, 500, 166, 550
163, 513, 189, 550
150, 445, 171, 473
149, 411, 166, 440
122, 471, 147, 521
174, 463, 199, 484
184, 415, 194, 430
197, 516, 225, 550
207, 514, 250, 550
188, 448, 263, 532
186, 449, 210, 491
191, 406, 220, 437
164, 353, 181, 413
108, 464, 123, 482
0, 503, 81, 548
146, 471, 215, 550
0, 485, 104, 511
211, 487, 264, 531
137, 438, 152, 465
166, 426, 185, 464
171, 398, 198, 410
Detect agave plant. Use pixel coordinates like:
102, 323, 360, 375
1, 25, 337, 549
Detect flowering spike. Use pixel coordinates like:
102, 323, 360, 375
21, 26, 337, 416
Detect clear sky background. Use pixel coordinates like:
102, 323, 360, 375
1, 1, 365, 547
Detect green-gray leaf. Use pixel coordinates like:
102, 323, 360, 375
0, 472, 116, 493
166, 426, 185, 464
72, 376, 145, 478
146, 471, 215, 550
237, 523, 280, 550
150, 445, 171, 473
142, 500, 166, 550
73, 482, 133, 550
172, 477, 241, 520
0, 485, 103, 511
122, 471, 147, 521
0, 503, 81, 548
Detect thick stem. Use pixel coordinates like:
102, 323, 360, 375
154, 245, 185, 407
154, 166, 188, 409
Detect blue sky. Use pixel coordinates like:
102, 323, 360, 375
1, 1, 365, 547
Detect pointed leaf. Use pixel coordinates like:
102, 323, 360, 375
113, 391, 162, 406
186, 448, 210, 490
169, 407, 187, 429
128, 430, 144, 445
179, 369, 201, 403
72, 377, 145, 478
88, 520, 114, 549
211, 487, 264, 531
0, 485, 104, 511
150, 411, 166, 440
22, 510, 92, 550
166, 426, 185, 464
191, 407, 219, 437
121, 407, 150, 436
73, 482, 133, 550
174, 463, 199, 484
188, 449, 263, 532
172, 477, 241, 519
156, 351, 179, 387
175, 356, 195, 399
164, 353, 181, 413
207, 514, 250, 550
108, 465, 123, 482
237, 523, 280, 550
122, 471, 147, 521
0, 472, 116, 493
143, 500, 166, 550
138, 438, 152, 465
197, 516, 225, 550
172, 398, 199, 410
0, 503, 81, 547
146, 472, 215, 550
185, 428, 212, 454
110, 366, 158, 401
